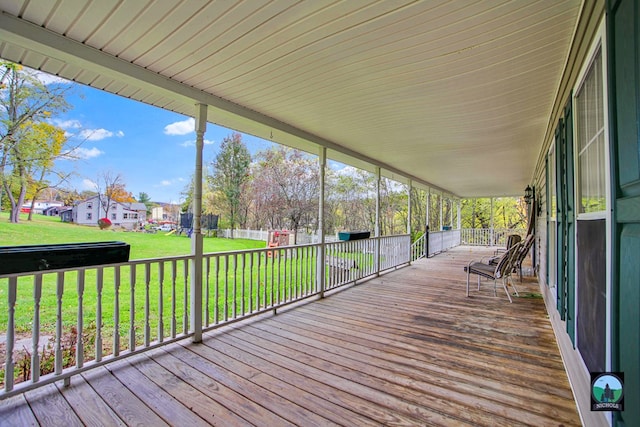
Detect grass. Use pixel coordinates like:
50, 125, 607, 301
0, 213, 272, 382
0, 212, 265, 258
0, 212, 270, 333
0, 213, 373, 386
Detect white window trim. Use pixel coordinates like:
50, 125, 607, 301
571, 18, 612, 376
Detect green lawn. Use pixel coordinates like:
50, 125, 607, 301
0, 212, 265, 258
0, 213, 368, 386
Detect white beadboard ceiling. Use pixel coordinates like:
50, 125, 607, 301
0, 0, 581, 197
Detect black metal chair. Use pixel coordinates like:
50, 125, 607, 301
464, 242, 521, 303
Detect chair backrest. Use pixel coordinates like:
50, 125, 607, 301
513, 234, 535, 267
505, 234, 522, 250
495, 242, 521, 279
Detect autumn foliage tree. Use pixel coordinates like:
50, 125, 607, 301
93, 171, 134, 220
0, 61, 70, 222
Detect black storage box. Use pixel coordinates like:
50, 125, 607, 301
0, 241, 131, 275
338, 231, 371, 241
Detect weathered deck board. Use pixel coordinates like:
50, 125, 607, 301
0, 393, 37, 426
57, 373, 126, 426
0, 247, 581, 426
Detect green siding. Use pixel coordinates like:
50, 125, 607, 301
608, 0, 640, 424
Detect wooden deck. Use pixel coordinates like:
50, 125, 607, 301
0, 247, 580, 426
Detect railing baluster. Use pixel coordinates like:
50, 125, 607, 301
232, 253, 237, 319
55, 272, 64, 375
224, 255, 229, 322
183, 259, 189, 334
248, 252, 254, 313
214, 256, 219, 325
32, 274, 42, 382
258, 251, 263, 310
5, 277, 17, 392
144, 263, 150, 347
204, 257, 210, 327
270, 252, 275, 307
113, 266, 120, 357
158, 262, 164, 343
240, 254, 246, 316
129, 264, 136, 351
294, 248, 299, 299
76, 270, 85, 372
171, 260, 177, 338
95, 268, 103, 362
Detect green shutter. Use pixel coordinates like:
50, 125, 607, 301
555, 100, 576, 344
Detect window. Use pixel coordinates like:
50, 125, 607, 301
87, 202, 93, 209
576, 47, 606, 214
86, 212, 92, 220
111, 213, 117, 220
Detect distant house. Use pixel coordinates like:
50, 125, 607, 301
60, 208, 73, 223
42, 205, 66, 216
22, 200, 64, 215
73, 195, 147, 229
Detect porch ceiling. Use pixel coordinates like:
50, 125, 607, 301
0, 0, 581, 198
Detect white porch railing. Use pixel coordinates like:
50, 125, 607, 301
324, 235, 411, 290
0, 234, 410, 399
459, 228, 526, 246
216, 229, 340, 245
410, 233, 427, 261
427, 229, 461, 256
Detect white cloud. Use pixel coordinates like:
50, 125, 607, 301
164, 118, 195, 135
81, 179, 98, 191
160, 180, 172, 186
69, 147, 104, 160
79, 128, 114, 141
334, 165, 363, 177
180, 138, 214, 147
53, 119, 82, 130
116, 130, 125, 137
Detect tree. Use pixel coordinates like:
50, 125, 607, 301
208, 133, 251, 238
93, 171, 132, 221
24, 122, 71, 220
0, 61, 70, 222
137, 192, 153, 218
460, 197, 526, 229
251, 147, 319, 242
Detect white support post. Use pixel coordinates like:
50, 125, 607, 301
457, 199, 461, 230
426, 189, 430, 231
425, 189, 430, 256
190, 103, 207, 343
439, 194, 443, 231
490, 197, 495, 246
407, 180, 412, 236
375, 167, 381, 275
317, 147, 326, 297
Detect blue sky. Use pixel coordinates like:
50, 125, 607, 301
53, 83, 276, 204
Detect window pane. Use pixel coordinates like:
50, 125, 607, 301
576, 48, 605, 214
